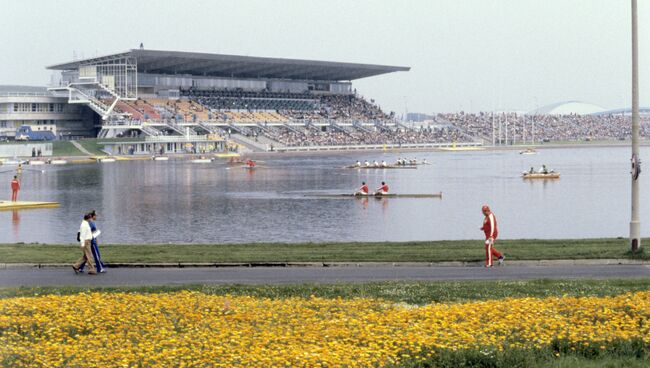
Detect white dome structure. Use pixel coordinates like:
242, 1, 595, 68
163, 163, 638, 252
527, 101, 606, 115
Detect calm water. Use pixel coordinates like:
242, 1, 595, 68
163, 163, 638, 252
1, 146, 648, 244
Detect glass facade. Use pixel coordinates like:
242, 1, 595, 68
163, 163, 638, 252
7, 103, 74, 113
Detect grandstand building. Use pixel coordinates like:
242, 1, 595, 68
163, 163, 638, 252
43, 48, 483, 153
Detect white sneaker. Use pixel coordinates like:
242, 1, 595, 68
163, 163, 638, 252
498, 256, 505, 266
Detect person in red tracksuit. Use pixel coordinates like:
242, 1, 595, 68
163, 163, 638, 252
481, 205, 504, 267
11, 176, 20, 202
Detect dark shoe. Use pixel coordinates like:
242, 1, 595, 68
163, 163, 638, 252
72, 266, 80, 274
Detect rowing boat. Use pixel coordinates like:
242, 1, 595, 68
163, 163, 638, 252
28, 160, 46, 165
98, 158, 116, 163
190, 158, 212, 163
152, 156, 169, 161
49, 160, 67, 165
522, 172, 560, 179
345, 165, 417, 169
304, 192, 442, 198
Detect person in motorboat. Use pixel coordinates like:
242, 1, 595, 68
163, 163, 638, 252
538, 165, 549, 174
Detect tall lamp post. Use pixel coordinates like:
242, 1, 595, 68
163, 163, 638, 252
630, 0, 641, 252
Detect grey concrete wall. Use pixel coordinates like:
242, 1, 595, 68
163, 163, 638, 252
0, 143, 52, 158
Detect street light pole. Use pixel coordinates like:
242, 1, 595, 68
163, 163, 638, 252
629, 0, 641, 252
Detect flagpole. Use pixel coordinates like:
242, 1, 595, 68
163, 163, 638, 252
629, 0, 641, 252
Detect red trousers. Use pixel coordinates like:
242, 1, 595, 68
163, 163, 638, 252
11, 190, 18, 202
485, 240, 502, 266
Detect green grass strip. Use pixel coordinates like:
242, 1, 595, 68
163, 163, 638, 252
392, 339, 649, 368
51, 141, 84, 156
1, 279, 649, 304
0, 238, 647, 264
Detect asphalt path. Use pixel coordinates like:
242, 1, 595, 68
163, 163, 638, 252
0, 265, 648, 287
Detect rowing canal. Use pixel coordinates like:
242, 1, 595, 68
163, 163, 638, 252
1, 146, 648, 244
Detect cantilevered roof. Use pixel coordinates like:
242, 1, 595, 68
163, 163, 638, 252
47, 49, 410, 81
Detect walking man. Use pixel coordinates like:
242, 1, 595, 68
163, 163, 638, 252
481, 205, 504, 267
10, 175, 20, 202
72, 214, 97, 275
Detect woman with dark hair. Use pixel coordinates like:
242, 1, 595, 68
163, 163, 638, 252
80, 210, 105, 273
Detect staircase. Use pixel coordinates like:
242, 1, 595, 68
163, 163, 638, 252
283, 124, 306, 135
140, 124, 162, 136
49, 83, 128, 120
197, 122, 222, 135
229, 133, 270, 152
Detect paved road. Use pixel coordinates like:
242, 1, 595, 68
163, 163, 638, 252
0, 265, 648, 287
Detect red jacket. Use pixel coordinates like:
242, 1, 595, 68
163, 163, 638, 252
359, 184, 369, 194
11, 179, 20, 191
482, 212, 498, 239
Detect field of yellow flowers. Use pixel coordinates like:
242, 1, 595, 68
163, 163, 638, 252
1, 291, 648, 367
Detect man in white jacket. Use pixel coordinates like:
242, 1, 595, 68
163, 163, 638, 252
72, 213, 96, 275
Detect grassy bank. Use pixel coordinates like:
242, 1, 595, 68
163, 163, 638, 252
0, 238, 647, 264
51, 141, 84, 156
76, 139, 106, 155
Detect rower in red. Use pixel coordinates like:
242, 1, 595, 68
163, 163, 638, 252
481, 205, 505, 267
245, 159, 256, 168
354, 182, 369, 196
374, 181, 389, 196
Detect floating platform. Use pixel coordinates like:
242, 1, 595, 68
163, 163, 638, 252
439, 147, 485, 151
215, 153, 241, 158
0, 200, 60, 211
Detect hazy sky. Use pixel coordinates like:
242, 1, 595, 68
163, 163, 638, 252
0, 0, 648, 114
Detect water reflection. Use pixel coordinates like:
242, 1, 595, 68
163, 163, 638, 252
12, 210, 19, 236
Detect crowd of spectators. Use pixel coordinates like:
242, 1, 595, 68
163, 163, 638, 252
180, 89, 393, 122
183, 89, 316, 112
439, 112, 650, 143
267, 124, 472, 147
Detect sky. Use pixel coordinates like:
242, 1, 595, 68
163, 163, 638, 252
0, 0, 648, 114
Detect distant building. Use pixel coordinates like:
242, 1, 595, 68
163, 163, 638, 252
406, 112, 434, 122
527, 101, 606, 115
0, 85, 96, 139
